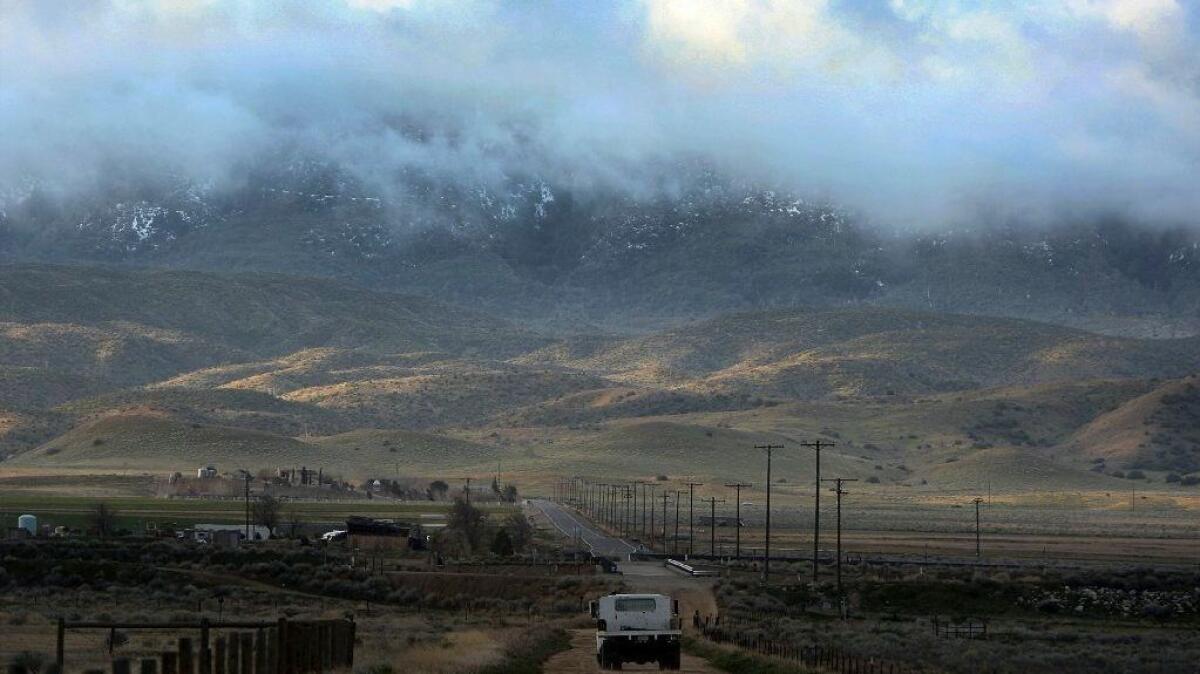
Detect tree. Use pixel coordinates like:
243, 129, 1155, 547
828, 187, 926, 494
501, 484, 519, 503
446, 498, 488, 550
491, 529, 514, 557
428, 480, 449, 500
284, 505, 305, 538
505, 512, 532, 551
251, 494, 282, 534
89, 502, 118, 538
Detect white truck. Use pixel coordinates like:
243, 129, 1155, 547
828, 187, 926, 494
590, 593, 682, 670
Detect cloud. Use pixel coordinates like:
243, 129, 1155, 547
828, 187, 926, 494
0, 0, 1197, 228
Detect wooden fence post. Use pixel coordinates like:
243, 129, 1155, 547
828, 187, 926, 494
239, 633, 253, 674
308, 624, 318, 672
178, 638, 194, 674
139, 658, 158, 674
275, 619, 287, 674
214, 637, 226, 674
56, 617, 66, 673
255, 629, 268, 674
227, 633, 240, 674
319, 623, 333, 672
266, 627, 278, 674
199, 619, 211, 674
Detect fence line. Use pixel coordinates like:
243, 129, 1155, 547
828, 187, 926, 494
51, 617, 355, 674
700, 622, 922, 674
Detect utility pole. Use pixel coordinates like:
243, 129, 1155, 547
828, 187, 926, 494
628, 482, 638, 534
642, 482, 649, 540
973, 497, 984, 558
243, 471, 251, 541
604, 484, 612, 528
706, 496, 726, 556
686, 482, 704, 556
673, 490, 683, 555
821, 478, 857, 604
632, 481, 646, 540
801, 439, 835, 583
659, 490, 671, 549
460, 476, 472, 505
724, 482, 752, 559
755, 444, 784, 581
648, 484, 658, 547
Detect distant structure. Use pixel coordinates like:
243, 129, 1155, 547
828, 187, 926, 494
345, 516, 424, 550
196, 465, 218, 479
211, 529, 241, 548
18, 514, 37, 536
195, 523, 271, 540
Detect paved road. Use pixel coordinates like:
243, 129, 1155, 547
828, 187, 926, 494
529, 498, 637, 558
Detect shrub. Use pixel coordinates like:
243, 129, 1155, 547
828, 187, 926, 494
9, 651, 48, 674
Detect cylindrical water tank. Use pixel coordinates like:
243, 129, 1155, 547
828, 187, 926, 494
17, 514, 37, 536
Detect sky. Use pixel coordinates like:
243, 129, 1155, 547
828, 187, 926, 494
1, 0, 1198, 228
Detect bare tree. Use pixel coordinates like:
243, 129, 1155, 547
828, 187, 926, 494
284, 505, 305, 539
89, 502, 118, 538
251, 494, 282, 535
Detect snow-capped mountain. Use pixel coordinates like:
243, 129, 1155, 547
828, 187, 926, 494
1, 154, 1197, 335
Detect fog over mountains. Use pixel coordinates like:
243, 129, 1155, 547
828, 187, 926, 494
2, 1, 1199, 331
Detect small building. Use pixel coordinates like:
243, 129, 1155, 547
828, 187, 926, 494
211, 529, 241, 548
194, 523, 272, 541
197, 465, 218, 479
345, 516, 424, 550
18, 514, 37, 536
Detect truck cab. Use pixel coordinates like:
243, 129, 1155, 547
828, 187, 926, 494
590, 593, 681, 670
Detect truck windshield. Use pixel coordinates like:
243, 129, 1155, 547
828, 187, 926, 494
615, 598, 658, 612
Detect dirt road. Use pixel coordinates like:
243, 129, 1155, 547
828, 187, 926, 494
544, 562, 723, 673
544, 629, 721, 673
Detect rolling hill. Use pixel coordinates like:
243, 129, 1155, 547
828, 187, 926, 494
2, 263, 1198, 496
1070, 376, 1200, 475
520, 308, 1200, 398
